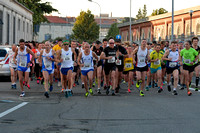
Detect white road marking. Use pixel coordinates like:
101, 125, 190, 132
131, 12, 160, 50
0, 102, 28, 118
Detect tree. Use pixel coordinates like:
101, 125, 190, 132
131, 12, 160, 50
122, 17, 135, 23
142, 5, 147, 18
106, 23, 119, 39
72, 10, 99, 43
151, 8, 168, 16
136, 8, 143, 20
17, 0, 58, 25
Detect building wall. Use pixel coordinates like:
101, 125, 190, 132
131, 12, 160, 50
37, 23, 73, 42
0, 0, 33, 45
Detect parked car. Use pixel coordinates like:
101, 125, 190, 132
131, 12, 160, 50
0, 45, 12, 77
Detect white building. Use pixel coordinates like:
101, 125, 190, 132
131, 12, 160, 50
0, 0, 33, 45
36, 16, 73, 42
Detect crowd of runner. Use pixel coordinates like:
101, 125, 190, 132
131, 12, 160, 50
1, 36, 200, 98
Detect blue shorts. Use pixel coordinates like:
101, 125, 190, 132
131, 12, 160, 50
17, 66, 30, 72
81, 69, 94, 76
61, 67, 73, 75
150, 67, 161, 74
42, 68, 54, 75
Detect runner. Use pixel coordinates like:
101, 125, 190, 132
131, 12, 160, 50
102, 38, 108, 89
160, 41, 167, 85
150, 44, 164, 93
91, 40, 104, 94
35, 43, 42, 84
39, 41, 56, 98
13, 39, 35, 97
180, 40, 199, 96
79, 41, 86, 88
115, 39, 128, 93
163, 41, 180, 95
178, 41, 185, 90
146, 42, 153, 90
191, 37, 200, 91
100, 39, 118, 96
123, 42, 135, 93
0, 44, 17, 89
77, 43, 98, 97
57, 40, 77, 97
132, 39, 150, 96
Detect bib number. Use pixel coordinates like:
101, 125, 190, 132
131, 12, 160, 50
108, 57, 115, 63
84, 63, 91, 68
19, 62, 26, 67
64, 57, 70, 61
116, 60, 121, 65
154, 60, 160, 65
125, 63, 132, 68
184, 59, 191, 64
169, 62, 177, 67
138, 57, 145, 63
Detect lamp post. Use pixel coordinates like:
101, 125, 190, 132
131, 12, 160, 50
129, 0, 132, 43
171, 0, 174, 41
189, 10, 194, 37
88, 0, 101, 41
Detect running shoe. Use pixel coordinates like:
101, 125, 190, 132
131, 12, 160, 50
172, 90, 178, 95
112, 92, 115, 96
104, 85, 107, 90
188, 91, 192, 96
167, 85, 171, 92
195, 88, 198, 91
85, 92, 89, 97
23, 81, 27, 86
140, 90, 144, 97
11, 85, 14, 89
158, 88, 163, 93
128, 89, 131, 93
89, 88, 93, 95
73, 83, 76, 87
44, 92, 49, 98
155, 83, 158, 87
27, 84, 30, 89
163, 81, 166, 85
95, 78, 98, 84
75, 81, 79, 85
106, 86, 110, 95
92, 82, 95, 87
61, 88, 65, 93
68, 91, 72, 97
65, 91, 69, 98
145, 86, 149, 91
13, 84, 17, 89
136, 80, 142, 88
97, 89, 101, 94
37, 79, 40, 84
82, 84, 84, 89
58, 82, 61, 87
20, 92, 25, 97
180, 86, 184, 90
115, 86, 119, 93
49, 85, 53, 92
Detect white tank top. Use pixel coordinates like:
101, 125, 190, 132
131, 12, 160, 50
17, 46, 28, 67
136, 46, 147, 67
168, 50, 179, 62
35, 49, 40, 64
8, 49, 17, 67
61, 48, 73, 68
42, 49, 53, 70
81, 50, 93, 71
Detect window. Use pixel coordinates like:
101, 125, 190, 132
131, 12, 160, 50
18, 19, 20, 31
23, 21, 25, 32
196, 23, 200, 35
177, 25, 181, 36
13, 17, 15, 43
0, 11, 3, 44
0, 49, 7, 57
27, 23, 28, 33
45, 34, 51, 40
186, 24, 190, 36
7, 14, 10, 44
160, 28, 164, 39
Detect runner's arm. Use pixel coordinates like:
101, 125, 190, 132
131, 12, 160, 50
92, 52, 98, 62
0, 53, 8, 62
77, 52, 83, 66
162, 50, 170, 61
26, 47, 35, 63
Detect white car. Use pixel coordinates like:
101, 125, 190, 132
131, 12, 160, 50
0, 45, 12, 77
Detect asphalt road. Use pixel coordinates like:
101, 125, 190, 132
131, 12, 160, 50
0, 78, 200, 133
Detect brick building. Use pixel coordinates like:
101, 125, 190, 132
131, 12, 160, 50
118, 6, 200, 43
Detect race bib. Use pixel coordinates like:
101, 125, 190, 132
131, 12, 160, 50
138, 57, 145, 63
154, 60, 160, 65
19, 62, 26, 67
125, 63, 132, 68
64, 57, 70, 61
169, 62, 177, 67
84, 63, 91, 68
116, 60, 121, 65
184, 59, 191, 64
108, 57, 115, 63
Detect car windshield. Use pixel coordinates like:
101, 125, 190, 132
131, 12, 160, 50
0, 49, 7, 57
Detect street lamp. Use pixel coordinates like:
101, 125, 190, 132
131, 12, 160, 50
171, 0, 174, 41
129, 0, 132, 43
88, 0, 101, 41
189, 10, 194, 37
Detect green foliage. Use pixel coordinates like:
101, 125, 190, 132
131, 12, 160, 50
106, 23, 119, 39
136, 8, 143, 20
72, 10, 99, 43
136, 5, 147, 20
122, 17, 135, 23
151, 8, 168, 16
17, 0, 58, 25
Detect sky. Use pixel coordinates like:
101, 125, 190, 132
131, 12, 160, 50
43, 0, 200, 18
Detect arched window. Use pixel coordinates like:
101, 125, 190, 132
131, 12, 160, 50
197, 23, 200, 35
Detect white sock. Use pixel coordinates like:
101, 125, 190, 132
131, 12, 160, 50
173, 88, 176, 91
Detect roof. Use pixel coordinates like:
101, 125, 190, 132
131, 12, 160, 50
45, 16, 69, 24
13, 0, 33, 14
95, 18, 117, 25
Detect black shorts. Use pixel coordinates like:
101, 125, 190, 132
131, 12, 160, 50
136, 65, 148, 72
183, 64, 194, 73
73, 65, 79, 73
104, 64, 116, 75
166, 66, 179, 74
116, 65, 124, 72
123, 69, 134, 75
161, 64, 166, 69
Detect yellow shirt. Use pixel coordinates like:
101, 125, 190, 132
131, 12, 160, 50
53, 44, 62, 52
150, 50, 164, 69
124, 58, 134, 71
